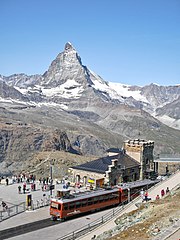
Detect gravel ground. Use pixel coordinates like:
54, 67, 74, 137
107, 187, 180, 240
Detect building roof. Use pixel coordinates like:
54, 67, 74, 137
71, 152, 140, 174
106, 148, 122, 153
124, 139, 154, 146
119, 153, 140, 169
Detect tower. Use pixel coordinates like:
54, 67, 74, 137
123, 139, 154, 180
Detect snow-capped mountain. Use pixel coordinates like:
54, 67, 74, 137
1, 42, 180, 130
0, 42, 180, 175
1, 41, 179, 130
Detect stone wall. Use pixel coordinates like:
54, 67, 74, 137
123, 139, 155, 180
68, 168, 105, 187
156, 161, 180, 175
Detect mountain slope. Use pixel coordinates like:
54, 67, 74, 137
0, 42, 180, 175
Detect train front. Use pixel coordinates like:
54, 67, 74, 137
50, 198, 62, 220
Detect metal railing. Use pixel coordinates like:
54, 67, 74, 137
0, 202, 26, 222
0, 196, 50, 222
58, 171, 180, 240
31, 196, 50, 210
58, 190, 142, 240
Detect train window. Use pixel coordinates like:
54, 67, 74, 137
94, 197, 99, 204
99, 196, 104, 202
82, 200, 87, 207
110, 194, 118, 199
115, 194, 119, 199
69, 203, 75, 209
88, 198, 93, 205
51, 202, 59, 209
122, 189, 128, 197
104, 195, 109, 201
75, 201, 81, 208
63, 204, 68, 210
109, 195, 113, 199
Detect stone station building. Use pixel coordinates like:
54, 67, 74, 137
123, 139, 155, 180
69, 139, 157, 188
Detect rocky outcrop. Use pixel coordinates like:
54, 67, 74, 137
42, 42, 93, 88
0, 124, 80, 175
0, 80, 29, 101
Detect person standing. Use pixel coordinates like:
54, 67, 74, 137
166, 187, 170, 194
6, 178, 9, 186
2, 201, 8, 211
156, 194, 160, 200
18, 185, 21, 194
23, 182, 26, 194
144, 190, 149, 202
161, 189, 165, 198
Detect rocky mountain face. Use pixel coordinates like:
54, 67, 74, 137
0, 42, 180, 175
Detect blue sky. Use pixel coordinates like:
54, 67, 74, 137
0, 0, 179, 86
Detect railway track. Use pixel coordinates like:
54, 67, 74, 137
0, 218, 60, 240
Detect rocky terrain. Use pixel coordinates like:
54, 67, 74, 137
95, 186, 180, 240
0, 42, 180, 175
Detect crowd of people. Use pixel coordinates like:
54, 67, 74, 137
0, 173, 53, 213
0, 173, 54, 194
140, 186, 170, 202
155, 187, 170, 200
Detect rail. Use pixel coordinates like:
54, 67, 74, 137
0, 202, 26, 222
0, 197, 50, 222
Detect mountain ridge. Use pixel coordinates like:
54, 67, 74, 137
0, 42, 179, 175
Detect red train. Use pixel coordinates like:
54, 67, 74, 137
50, 179, 157, 221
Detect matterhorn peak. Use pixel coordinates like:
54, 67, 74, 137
64, 42, 75, 51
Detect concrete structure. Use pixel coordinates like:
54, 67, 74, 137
123, 139, 155, 180
154, 156, 180, 175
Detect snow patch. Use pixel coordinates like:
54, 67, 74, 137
156, 114, 180, 130
89, 70, 124, 101
41, 80, 84, 99
33, 102, 68, 110
0, 97, 13, 103
14, 86, 28, 94
15, 80, 84, 99
109, 82, 148, 103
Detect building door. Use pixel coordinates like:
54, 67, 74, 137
76, 175, 80, 184
83, 176, 87, 185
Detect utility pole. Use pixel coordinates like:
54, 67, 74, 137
50, 163, 53, 196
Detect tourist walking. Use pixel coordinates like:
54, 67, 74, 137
6, 177, 9, 186
2, 201, 8, 211
156, 194, 160, 200
166, 187, 170, 194
18, 185, 21, 194
161, 189, 165, 198
144, 190, 149, 202
23, 182, 26, 194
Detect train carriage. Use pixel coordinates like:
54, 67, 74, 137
50, 179, 158, 221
